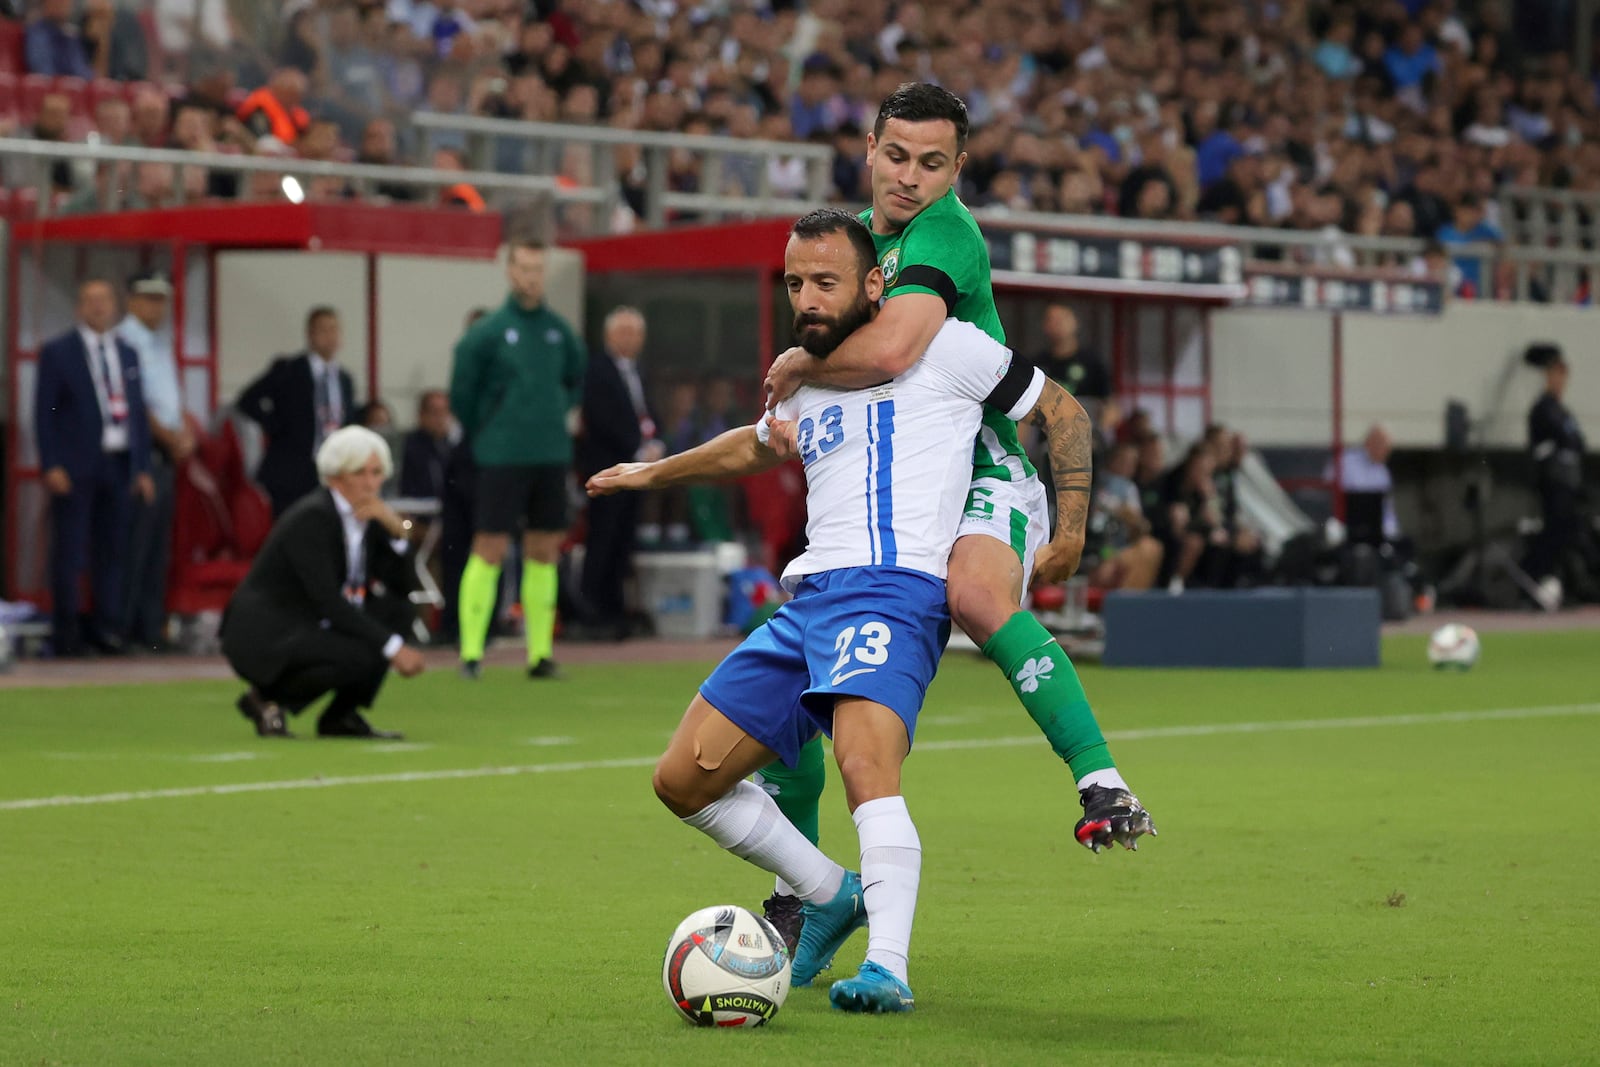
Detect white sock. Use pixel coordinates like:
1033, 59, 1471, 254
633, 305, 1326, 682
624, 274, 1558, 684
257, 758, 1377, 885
1075, 767, 1130, 793
683, 780, 845, 903
854, 795, 920, 985
773, 877, 797, 898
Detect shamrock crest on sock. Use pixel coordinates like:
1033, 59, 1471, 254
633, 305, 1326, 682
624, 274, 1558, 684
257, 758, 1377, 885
1015, 656, 1054, 694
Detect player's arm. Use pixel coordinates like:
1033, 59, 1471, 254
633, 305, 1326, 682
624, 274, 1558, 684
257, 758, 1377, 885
768, 212, 978, 401
768, 293, 948, 399
966, 343, 1089, 579
586, 425, 782, 496
1021, 379, 1093, 585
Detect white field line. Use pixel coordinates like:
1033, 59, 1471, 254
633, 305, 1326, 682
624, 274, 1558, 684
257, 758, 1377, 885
3, 702, 1597, 813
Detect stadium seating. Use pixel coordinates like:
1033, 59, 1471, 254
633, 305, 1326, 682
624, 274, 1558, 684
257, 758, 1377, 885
0, 18, 21, 75
167, 417, 273, 618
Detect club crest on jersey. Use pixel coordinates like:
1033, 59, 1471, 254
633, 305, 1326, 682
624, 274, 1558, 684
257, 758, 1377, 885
505, 328, 519, 344
881, 249, 900, 285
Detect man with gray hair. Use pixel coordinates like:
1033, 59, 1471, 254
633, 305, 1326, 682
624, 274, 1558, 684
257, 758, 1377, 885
221, 426, 426, 739
578, 305, 663, 638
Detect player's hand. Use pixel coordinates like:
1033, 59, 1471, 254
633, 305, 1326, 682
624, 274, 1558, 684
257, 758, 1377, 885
1031, 536, 1083, 587
763, 346, 810, 407
586, 462, 653, 496
133, 473, 156, 504
764, 415, 799, 460
1075, 784, 1157, 853
42, 467, 72, 496
392, 645, 426, 677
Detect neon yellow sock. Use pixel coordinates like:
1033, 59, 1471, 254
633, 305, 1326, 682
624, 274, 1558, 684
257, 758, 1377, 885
522, 560, 558, 665
458, 554, 501, 663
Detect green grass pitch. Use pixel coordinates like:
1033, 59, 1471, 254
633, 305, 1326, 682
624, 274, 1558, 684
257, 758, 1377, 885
3, 631, 1597, 1065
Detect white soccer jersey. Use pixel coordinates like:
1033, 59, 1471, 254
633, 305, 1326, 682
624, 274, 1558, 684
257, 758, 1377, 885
757, 318, 1045, 590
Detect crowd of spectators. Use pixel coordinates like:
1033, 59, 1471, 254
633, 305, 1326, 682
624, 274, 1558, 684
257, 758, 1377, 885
2, 0, 1596, 263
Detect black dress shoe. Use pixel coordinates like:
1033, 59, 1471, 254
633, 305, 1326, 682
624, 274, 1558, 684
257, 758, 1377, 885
90, 634, 130, 656
316, 711, 403, 740
236, 690, 292, 738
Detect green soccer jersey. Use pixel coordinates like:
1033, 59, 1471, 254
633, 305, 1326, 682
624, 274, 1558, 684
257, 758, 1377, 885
861, 189, 1036, 482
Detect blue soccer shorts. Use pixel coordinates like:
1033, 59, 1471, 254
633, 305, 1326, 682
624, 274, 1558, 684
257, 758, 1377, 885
698, 566, 951, 768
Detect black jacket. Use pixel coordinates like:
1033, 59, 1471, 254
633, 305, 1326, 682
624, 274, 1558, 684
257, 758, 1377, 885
398, 429, 450, 500
237, 353, 356, 510
221, 489, 413, 685
1529, 391, 1586, 494
578, 350, 654, 478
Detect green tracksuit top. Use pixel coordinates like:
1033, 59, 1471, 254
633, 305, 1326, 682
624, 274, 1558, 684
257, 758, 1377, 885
449, 296, 586, 467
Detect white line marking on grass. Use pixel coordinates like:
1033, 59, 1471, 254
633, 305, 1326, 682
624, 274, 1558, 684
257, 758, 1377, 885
4, 703, 1597, 813
919, 702, 1600, 751
365, 743, 433, 754
0, 757, 660, 811
187, 752, 261, 763
523, 736, 576, 746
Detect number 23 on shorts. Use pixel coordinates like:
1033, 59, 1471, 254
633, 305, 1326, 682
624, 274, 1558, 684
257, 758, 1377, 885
830, 621, 892, 683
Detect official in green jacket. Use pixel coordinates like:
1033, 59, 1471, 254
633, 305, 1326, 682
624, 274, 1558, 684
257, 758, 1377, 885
448, 240, 586, 680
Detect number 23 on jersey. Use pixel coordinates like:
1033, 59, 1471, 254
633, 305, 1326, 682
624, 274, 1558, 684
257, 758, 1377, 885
798, 405, 845, 465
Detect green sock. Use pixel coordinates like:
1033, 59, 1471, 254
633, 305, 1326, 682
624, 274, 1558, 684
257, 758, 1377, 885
458, 554, 501, 663
755, 736, 826, 846
981, 610, 1115, 779
522, 560, 558, 665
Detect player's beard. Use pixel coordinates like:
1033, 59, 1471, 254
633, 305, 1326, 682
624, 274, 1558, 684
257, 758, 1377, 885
793, 292, 875, 358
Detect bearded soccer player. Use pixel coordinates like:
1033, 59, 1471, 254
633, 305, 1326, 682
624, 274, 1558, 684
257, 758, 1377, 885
758, 84, 1156, 952
589, 209, 1106, 1012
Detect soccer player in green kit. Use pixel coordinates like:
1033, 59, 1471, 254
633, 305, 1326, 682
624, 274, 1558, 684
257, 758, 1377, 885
760, 84, 1157, 974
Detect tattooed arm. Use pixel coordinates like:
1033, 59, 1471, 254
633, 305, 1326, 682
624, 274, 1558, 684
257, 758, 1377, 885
1023, 379, 1093, 585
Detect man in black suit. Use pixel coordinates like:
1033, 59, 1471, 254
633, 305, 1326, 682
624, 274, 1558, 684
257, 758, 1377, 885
398, 389, 453, 501
237, 306, 358, 517
34, 278, 156, 656
222, 426, 426, 739
1524, 349, 1595, 608
578, 306, 662, 637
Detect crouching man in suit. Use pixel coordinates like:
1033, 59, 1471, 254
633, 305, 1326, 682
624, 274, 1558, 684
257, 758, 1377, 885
222, 426, 426, 739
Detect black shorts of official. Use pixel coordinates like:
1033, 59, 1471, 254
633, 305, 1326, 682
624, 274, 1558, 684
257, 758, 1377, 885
474, 463, 570, 534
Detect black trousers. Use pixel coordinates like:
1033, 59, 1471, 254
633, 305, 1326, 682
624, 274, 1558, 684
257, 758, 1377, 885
122, 452, 174, 645
50, 450, 131, 654
581, 490, 640, 625
1526, 485, 1581, 581
252, 596, 411, 720
437, 442, 477, 643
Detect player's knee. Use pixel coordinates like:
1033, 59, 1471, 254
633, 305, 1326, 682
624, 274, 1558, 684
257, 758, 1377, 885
947, 578, 1012, 645
472, 537, 508, 567
834, 751, 899, 810
652, 757, 709, 818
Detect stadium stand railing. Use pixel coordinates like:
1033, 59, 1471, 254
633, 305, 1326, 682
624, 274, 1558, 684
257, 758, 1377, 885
5, 136, 1599, 306
1499, 185, 1600, 252
0, 136, 598, 218
409, 111, 836, 229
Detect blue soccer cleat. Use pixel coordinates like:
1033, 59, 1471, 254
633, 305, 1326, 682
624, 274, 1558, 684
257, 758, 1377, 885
828, 961, 915, 1013
791, 871, 866, 987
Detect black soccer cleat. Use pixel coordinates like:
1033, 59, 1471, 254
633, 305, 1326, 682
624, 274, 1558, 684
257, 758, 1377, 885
1075, 784, 1157, 853
459, 660, 482, 681
527, 658, 563, 680
761, 892, 805, 956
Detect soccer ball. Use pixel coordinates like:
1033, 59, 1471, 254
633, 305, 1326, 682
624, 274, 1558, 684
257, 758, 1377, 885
1427, 624, 1480, 670
662, 904, 791, 1027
